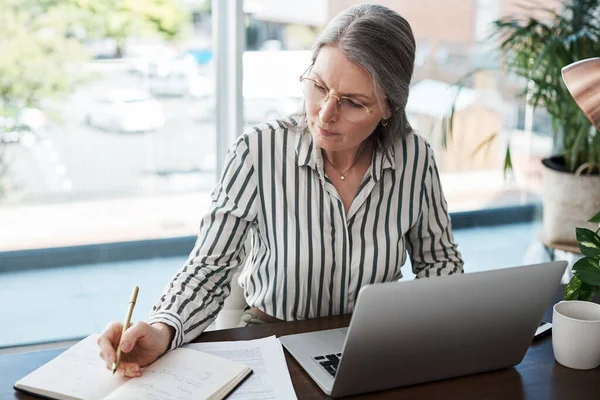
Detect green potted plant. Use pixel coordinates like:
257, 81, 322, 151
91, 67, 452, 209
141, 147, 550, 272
444, 0, 600, 244
564, 210, 600, 300
553, 210, 600, 371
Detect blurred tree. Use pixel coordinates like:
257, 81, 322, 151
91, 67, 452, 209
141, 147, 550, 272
0, 1, 89, 106
0, 0, 90, 197
197, 0, 211, 15
67, 0, 191, 57
0, 0, 191, 197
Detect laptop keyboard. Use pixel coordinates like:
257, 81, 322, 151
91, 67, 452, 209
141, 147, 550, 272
313, 353, 342, 377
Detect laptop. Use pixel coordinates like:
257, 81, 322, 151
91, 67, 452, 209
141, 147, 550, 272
279, 261, 567, 398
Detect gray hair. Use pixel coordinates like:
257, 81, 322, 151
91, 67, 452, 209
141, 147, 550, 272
298, 3, 416, 155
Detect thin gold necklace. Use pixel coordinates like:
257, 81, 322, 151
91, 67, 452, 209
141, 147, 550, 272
322, 145, 367, 181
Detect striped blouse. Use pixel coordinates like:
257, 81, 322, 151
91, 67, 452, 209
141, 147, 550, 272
149, 117, 463, 349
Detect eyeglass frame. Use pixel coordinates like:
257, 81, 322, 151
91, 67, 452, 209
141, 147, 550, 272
298, 64, 375, 118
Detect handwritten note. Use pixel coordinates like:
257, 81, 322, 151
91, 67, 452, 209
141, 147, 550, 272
105, 348, 249, 400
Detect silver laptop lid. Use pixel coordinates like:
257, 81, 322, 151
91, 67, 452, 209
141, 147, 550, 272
331, 261, 567, 397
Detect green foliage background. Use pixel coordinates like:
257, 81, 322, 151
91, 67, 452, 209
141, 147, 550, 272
0, 0, 191, 195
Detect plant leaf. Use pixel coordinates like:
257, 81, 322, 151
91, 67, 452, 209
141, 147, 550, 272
572, 257, 600, 287
491, 0, 600, 173
470, 131, 497, 158
578, 281, 600, 302
576, 228, 600, 257
503, 147, 513, 180
589, 211, 600, 224
565, 275, 600, 301
441, 71, 480, 150
564, 275, 582, 300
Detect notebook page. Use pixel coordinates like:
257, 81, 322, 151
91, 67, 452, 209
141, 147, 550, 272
105, 348, 250, 400
15, 334, 128, 400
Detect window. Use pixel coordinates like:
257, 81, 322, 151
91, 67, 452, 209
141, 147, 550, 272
1, 0, 563, 349
1, 1, 216, 253
242, 0, 323, 126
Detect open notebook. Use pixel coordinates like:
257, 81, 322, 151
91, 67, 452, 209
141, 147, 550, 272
14, 334, 252, 400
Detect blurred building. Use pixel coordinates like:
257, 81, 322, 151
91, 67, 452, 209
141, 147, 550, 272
327, 0, 561, 176
245, 0, 328, 25
406, 75, 504, 172
201, 0, 562, 175
329, 0, 562, 87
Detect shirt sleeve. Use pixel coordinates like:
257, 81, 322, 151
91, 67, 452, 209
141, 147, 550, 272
405, 143, 464, 279
148, 136, 258, 350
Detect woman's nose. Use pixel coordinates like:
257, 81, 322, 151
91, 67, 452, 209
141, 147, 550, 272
319, 94, 339, 123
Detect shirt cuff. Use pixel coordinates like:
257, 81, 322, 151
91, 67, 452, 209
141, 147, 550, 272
148, 310, 185, 351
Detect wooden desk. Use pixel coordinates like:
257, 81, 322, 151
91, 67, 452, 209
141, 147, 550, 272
4, 291, 600, 400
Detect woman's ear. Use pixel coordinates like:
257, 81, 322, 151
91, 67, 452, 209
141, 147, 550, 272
383, 100, 393, 120
383, 106, 392, 120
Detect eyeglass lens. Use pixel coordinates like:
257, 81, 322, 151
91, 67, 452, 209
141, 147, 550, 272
302, 79, 368, 122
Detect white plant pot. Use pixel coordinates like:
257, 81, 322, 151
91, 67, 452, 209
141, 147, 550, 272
542, 159, 600, 244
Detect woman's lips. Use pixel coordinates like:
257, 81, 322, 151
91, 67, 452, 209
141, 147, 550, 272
318, 126, 337, 137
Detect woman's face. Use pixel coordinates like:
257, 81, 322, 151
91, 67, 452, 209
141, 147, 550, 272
305, 46, 390, 154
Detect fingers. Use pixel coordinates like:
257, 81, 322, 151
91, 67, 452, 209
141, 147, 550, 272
106, 360, 142, 378
98, 321, 152, 375
97, 322, 123, 368
119, 321, 150, 354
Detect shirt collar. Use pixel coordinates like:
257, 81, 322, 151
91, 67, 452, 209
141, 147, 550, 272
295, 128, 397, 181
371, 143, 396, 182
295, 128, 319, 170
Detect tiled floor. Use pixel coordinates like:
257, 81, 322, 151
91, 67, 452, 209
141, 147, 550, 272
1, 221, 560, 351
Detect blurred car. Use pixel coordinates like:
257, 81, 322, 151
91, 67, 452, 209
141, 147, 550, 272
148, 71, 213, 98
145, 56, 213, 98
0, 107, 46, 146
125, 43, 178, 76
84, 38, 119, 59
85, 90, 165, 133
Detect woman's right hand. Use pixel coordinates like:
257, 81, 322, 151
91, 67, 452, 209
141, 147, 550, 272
97, 321, 174, 377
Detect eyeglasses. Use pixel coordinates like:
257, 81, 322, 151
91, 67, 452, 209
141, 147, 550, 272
299, 65, 375, 122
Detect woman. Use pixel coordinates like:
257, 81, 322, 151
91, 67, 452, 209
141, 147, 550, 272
98, 3, 463, 377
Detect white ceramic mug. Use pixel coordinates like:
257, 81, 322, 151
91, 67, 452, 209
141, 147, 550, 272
552, 300, 600, 370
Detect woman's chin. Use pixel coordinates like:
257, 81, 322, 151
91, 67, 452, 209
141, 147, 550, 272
313, 136, 341, 151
